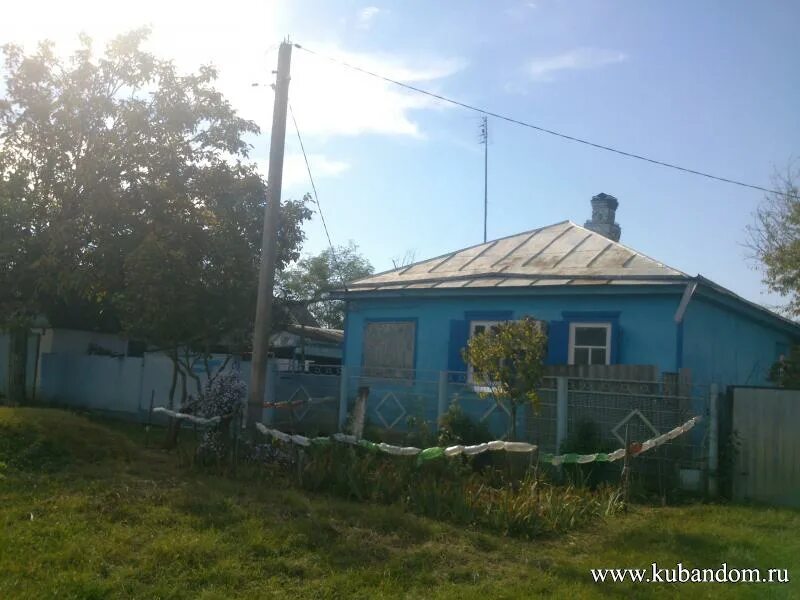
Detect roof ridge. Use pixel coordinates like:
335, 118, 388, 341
347, 220, 572, 285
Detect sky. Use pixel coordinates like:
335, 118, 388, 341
2, 1, 799, 310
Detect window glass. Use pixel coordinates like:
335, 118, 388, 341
593, 347, 607, 365
574, 347, 590, 365
575, 326, 607, 347
362, 321, 415, 379
570, 323, 610, 366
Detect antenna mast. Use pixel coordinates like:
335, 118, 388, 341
480, 116, 488, 243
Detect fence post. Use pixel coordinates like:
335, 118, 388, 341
437, 371, 448, 431
708, 383, 719, 497
263, 359, 278, 426
556, 376, 568, 453
338, 366, 349, 431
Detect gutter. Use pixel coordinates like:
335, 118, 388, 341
673, 279, 698, 371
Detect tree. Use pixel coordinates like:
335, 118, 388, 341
462, 318, 548, 440
768, 346, 800, 389
747, 163, 800, 315
747, 164, 800, 387
278, 241, 373, 329
0, 30, 312, 404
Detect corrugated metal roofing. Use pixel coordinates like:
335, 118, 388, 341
344, 221, 690, 291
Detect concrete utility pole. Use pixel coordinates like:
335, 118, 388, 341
248, 40, 293, 430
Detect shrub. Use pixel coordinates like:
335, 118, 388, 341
194, 372, 246, 465
558, 419, 618, 487
438, 403, 493, 446
294, 442, 623, 539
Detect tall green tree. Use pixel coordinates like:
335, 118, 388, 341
278, 241, 373, 329
0, 30, 312, 404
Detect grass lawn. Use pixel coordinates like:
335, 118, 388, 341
0, 407, 797, 599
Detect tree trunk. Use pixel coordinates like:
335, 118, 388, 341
7, 327, 29, 405
167, 350, 179, 410
509, 404, 518, 442
164, 350, 182, 449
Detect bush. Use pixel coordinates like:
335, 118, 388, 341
194, 372, 246, 465
437, 403, 493, 446
558, 419, 618, 487
294, 441, 623, 539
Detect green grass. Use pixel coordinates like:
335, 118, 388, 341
0, 407, 798, 599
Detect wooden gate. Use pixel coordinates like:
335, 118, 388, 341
732, 387, 800, 507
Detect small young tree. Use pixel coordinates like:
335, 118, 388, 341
462, 317, 548, 440
769, 346, 800, 389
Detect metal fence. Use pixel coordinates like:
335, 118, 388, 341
33, 352, 710, 491
266, 367, 709, 478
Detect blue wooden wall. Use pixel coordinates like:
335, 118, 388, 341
343, 285, 798, 388
344, 286, 683, 377
682, 293, 795, 386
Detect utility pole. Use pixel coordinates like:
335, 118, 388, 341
248, 40, 292, 430
480, 115, 488, 243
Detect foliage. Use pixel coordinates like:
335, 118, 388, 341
558, 419, 618, 488
437, 403, 493, 446
559, 419, 616, 455
768, 345, 800, 388
747, 163, 800, 316
197, 371, 247, 419
194, 371, 247, 465
277, 241, 374, 329
717, 429, 743, 500
297, 442, 622, 539
462, 317, 548, 439
0, 30, 313, 405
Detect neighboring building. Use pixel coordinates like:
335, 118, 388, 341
269, 324, 344, 372
331, 193, 800, 388
268, 301, 343, 372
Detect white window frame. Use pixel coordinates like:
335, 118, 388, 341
568, 322, 611, 366
466, 320, 504, 386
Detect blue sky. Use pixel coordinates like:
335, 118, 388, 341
3, 1, 799, 309
273, 1, 799, 310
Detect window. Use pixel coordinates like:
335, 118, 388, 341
467, 320, 504, 385
362, 321, 415, 379
470, 320, 503, 339
569, 323, 611, 366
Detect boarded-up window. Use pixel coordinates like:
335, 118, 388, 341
362, 321, 415, 379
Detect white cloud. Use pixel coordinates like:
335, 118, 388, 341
289, 46, 466, 138
277, 153, 351, 189
527, 47, 627, 81
357, 6, 381, 30
0, 1, 465, 141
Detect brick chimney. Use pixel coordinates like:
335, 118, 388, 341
584, 193, 621, 242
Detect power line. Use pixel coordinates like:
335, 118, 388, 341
288, 103, 348, 291
294, 43, 798, 200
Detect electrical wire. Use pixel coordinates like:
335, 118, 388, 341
288, 102, 348, 292
294, 43, 798, 200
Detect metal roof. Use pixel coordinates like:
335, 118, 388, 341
343, 221, 690, 291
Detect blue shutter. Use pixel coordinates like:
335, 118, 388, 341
448, 319, 469, 380
611, 321, 621, 364
546, 320, 569, 365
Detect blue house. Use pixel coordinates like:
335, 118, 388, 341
332, 194, 800, 391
